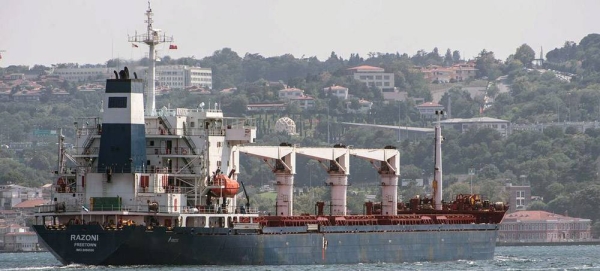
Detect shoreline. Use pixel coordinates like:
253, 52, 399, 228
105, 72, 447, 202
497, 240, 600, 246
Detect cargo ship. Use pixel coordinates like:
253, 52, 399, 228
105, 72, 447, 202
32, 4, 507, 266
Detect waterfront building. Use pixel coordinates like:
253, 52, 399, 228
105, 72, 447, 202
498, 211, 592, 243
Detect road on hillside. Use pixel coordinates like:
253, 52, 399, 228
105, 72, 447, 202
496, 75, 510, 94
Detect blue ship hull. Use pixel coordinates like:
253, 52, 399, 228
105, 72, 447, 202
33, 224, 499, 265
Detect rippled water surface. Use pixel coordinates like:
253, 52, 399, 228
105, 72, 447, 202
1, 245, 600, 270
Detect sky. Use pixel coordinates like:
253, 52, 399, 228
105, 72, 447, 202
1, 0, 599, 67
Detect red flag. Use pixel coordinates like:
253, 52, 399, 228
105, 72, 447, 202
169, 44, 178, 50
132, 44, 139, 48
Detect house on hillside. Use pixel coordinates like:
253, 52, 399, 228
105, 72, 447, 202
323, 85, 349, 100
347, 65, 395, 92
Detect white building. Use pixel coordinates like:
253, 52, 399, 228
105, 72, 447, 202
438, 117, 511, 137
52, 67, 113, 82
347, 65, 395, 92
184, 66, 212, 89
0, 185, 43, 210
279, 87, 304, 100
4, 231, 40, 252
499, 211, 591, 243
153, 65, 212, 89
416, 102, 445, 119
323, 85, 349, 100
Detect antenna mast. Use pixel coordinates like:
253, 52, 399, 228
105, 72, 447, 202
128, 2, 173, 116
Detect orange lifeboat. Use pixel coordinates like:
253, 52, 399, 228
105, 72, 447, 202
209, 174, 240, 197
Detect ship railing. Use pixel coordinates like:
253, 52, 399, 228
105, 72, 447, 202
71, 147, 99, 155
152, 108, 222, 117
79, 166, 198, 174
35, 204, 61, 213
137, 186, 195, 194
148, 147, 196, 156
222, 117, 257, 129
182, 206, 260, 215
235, 206, 260, 214
184, 128, 207, 136
144, 124, 254, 137
207, 129, 226, 136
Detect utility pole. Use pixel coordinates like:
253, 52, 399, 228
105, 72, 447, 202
327, 105, 330, 144
397, 101, 401, 142
468, 167, 475, 194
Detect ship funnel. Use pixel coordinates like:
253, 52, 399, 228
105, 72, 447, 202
97, 68, 146, 173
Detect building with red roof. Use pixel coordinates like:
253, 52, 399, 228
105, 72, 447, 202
498, 210, 591, 243
323, 85, 349, 100
418, 63, 478, 83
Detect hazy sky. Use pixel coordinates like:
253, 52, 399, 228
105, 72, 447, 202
1, 0, 598, 67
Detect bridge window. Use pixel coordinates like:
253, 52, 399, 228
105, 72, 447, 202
108, 97, 127, 108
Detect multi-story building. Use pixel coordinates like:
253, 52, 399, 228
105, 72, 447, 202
438, 117, 511, 137
52, 67, 113, 82
347, 65, 395, 92
323, 85, 349, 100
505, 183, 531, 213
278, 87, 304, 100
277, 87, 315, 110
498, 211, 592, 243
57, 65, 214, 90
419, 63, 478, 83
3, 231, 40, 252
152, 65, 212, 89
416, 102, 445, 119
187, 66, 213, 89
290, 96, 315, 110
0, 185, 43, 210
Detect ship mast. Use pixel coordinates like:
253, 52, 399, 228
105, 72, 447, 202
128, 2, 173, 116
433, 110, 444, 210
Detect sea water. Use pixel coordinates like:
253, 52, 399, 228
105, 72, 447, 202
0, 245, 598, 270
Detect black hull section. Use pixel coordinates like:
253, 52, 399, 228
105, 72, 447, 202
34, 224, 499, 265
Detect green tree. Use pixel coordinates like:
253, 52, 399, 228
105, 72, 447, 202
592, 221, 600, 238
514, 44, 536, 68
452, 50, 461, 63
527, 201, 547, 211
444, 48, 453, 66
475, 49, 503, 80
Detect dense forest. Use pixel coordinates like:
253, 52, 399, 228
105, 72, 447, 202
4, 33, 600, 233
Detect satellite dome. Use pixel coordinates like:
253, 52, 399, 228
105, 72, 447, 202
275, 117, 296, 135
